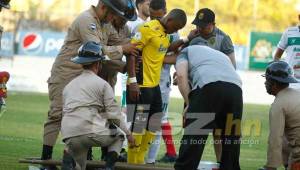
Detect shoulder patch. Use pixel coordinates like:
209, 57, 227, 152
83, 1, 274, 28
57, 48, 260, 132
89, 23, 96, 31
133, 32, 142, 40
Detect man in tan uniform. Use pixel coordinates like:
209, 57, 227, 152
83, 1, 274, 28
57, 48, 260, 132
98, 0, 137, 162
61, 41, 135, 170
259, 61, 300, 170
99, 0, 136, 89
41, 0, 138, 169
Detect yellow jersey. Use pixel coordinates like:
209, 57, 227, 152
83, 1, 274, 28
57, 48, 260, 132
131, 20, 170, 87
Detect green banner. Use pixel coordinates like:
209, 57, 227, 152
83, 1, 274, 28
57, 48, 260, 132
249, 31, 282, 70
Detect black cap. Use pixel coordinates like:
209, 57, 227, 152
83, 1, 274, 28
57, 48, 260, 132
0, 0, 10, 9
192, 8, 215, 27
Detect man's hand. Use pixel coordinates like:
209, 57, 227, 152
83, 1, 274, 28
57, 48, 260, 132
182, 105, 188, 128
122, 43, 139, 57
187, 29, 200, 41
127, 133, 136, 147
128, 82, 140, 102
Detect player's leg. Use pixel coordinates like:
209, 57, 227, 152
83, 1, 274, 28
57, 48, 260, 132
137, 86, 162, 164
160, 95, 177, 162
126, 87, 150, 164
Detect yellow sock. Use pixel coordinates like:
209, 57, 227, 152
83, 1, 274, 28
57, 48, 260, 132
127, 132, 143, 164
136, 131, 156, 164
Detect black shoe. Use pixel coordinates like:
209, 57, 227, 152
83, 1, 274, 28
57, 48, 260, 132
105, 151, 118, 170
40, 145, 58, 170
61, 150, 75, 170
117, 148, 127, 162
158, 153, 177, 163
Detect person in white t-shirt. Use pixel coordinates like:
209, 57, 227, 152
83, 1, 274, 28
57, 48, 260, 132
274, 14, 300, 89
127, 0, 150, 37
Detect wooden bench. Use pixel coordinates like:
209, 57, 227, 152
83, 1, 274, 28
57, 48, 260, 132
19, 158, 174, 170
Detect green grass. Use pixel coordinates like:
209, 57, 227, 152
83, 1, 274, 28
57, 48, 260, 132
0, 92, 284, 170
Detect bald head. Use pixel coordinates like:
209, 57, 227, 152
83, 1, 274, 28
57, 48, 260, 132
162, 9, 187, 34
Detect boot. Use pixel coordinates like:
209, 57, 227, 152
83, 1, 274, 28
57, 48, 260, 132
105, 151, 119, 170
101, 147, 108, 161
40, 145, 58, 170
117, 148, 127, 162
61, 150, 75, 170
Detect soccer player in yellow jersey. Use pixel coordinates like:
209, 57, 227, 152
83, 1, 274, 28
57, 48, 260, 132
126, 9, 187, 164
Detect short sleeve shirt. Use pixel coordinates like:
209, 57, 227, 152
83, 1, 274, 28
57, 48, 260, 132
191, 27, 234, 55
277, 26, 300, 79
131, 20, 170, 87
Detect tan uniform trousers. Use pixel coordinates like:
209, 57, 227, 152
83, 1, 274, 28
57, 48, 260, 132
43, 79, 73, 146
65, 131, 124, 170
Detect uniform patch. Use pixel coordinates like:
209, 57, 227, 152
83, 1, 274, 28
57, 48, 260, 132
198, 12, 204, 19
134, 32, 142, 40
158, 44, 168, 52
208, 37, 216, 45
89, 23, 96, 31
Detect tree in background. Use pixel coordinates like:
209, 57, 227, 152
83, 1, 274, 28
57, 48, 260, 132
168, 0, 300, 45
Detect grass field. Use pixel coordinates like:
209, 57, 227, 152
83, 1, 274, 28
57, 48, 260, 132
0, 91, 285, 170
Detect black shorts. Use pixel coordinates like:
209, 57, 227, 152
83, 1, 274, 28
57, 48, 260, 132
126, 85, 163, 133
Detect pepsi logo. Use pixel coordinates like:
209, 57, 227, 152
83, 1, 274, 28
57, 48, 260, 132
22, 33, 43, 54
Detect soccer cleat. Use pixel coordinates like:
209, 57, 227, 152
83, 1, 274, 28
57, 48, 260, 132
158, 153, 177, 163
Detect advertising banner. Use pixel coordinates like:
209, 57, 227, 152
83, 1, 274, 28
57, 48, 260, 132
16, 31, 65, 57
249, 31, 282, 70
0, 32, 14, 57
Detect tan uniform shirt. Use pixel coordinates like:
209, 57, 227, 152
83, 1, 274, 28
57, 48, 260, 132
99, 25, 130, 88
49, 6, 123, 84
61, 70, 129, 140
267, 88, 300, 167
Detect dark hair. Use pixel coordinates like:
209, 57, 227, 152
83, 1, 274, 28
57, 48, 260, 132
268, 78, 289, 89
167, 8, 187, 26
149, 0, 166, 10
136, 0, 146, 10
82, 62, 100, 70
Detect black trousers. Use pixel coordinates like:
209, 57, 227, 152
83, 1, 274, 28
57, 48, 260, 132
126, 85, 163, 132
174, 81, 243, 170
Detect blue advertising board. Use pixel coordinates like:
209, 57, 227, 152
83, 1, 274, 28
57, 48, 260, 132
0, 32, 14, 57
16, 31, 66, 57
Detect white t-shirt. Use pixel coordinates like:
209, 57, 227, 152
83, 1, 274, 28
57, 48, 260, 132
127, 17, 148, 38
176, 45, 242, 90
278, 26, 300, 79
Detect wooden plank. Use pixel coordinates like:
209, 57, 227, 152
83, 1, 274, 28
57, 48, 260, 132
19, 159, 174, 170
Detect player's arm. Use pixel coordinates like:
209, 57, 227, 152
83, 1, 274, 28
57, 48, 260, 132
175, 48, 190, 105
127, 25, 150, 102
274, 29, 288, 61
274, 48, 284, 61
126, 53, 140, 102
